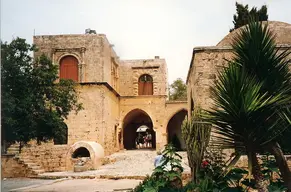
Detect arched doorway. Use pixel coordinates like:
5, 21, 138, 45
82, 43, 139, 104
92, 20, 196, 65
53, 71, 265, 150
123, 109, 156, 150
60, 55, 79, 82
167, 109, 187, 151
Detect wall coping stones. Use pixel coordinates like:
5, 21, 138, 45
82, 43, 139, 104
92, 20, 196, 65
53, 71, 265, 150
79, 82, 120, 97
187, 44, 291, 83
166, 101, 187, 104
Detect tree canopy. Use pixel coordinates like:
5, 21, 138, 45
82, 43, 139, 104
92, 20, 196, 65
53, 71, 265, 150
1, 38, 82, 147
230, 2, 268, 32
169, 78, 187, 101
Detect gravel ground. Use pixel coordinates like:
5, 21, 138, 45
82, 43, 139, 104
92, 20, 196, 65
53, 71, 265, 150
39, 150, 190, 178
1, 178, 56, 192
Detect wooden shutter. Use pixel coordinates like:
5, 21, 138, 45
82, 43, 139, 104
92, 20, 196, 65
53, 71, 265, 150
60, 56, 78, 82
144, 82, 153, 95
138, 75, 153, 95
138, 81, 145, 95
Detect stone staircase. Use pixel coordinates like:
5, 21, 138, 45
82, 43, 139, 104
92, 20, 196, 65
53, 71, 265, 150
6, 143, 20, 155
6, 143, 45, 176
15, 155, 45, 176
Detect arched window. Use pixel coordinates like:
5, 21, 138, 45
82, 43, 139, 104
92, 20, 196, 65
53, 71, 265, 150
60, 56, 78, 82
138, 74, 153, 95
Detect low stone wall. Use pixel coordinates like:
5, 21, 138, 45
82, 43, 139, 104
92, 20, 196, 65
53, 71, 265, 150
235, 155, 291, 168
1, 155, 28, 178
21, 141, 69, 172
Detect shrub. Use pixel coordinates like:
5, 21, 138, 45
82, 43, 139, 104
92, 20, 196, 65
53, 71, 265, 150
133, 144, 184, 192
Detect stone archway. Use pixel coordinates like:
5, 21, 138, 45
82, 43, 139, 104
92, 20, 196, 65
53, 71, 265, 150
167, 109, 187, 151
66, 141, 104, 171
123, 109, 156, 150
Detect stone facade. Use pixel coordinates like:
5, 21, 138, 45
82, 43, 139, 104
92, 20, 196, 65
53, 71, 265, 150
187, 21, 291, 113
3, 32, 187, 175
186, 21, 291, 162
33, 33, 187, 154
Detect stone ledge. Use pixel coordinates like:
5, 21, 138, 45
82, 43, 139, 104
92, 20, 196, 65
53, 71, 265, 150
35, 172, 191, 180
166, 101, 187, 104
1, 154, 15, 157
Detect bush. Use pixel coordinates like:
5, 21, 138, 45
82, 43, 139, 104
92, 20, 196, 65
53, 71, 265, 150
134, 144, 184, 192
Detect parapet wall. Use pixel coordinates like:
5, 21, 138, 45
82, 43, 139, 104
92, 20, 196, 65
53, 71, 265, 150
21, 141, 69, 172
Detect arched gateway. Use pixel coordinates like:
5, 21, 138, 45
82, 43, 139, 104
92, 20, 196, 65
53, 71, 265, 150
167, 109, 187, 150
122, 109, 156, 150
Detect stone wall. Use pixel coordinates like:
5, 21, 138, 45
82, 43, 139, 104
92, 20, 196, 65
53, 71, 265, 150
187, 46, 291, 113
66, 84, 104, 145
66, 83, 119, 155
103, 86, 120, 154
101, 36, 120, 92
235, 155, 291, 169
1, 155, 28, 178
187, 47, 233, 111
33, 34, 118, 84
21, 141, 69, 172
119, 57, 168, 96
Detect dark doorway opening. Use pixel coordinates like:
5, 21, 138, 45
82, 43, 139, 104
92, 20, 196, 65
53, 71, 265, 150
123, 109, 156, 150
72, 147, 90, 158
167, 110, 187, 151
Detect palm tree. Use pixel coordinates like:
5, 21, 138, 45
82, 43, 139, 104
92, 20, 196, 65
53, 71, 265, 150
231, 20, 291, 190
207, 21, 291, 191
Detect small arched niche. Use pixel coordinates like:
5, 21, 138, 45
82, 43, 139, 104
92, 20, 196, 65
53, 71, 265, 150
66, 141, 104, 171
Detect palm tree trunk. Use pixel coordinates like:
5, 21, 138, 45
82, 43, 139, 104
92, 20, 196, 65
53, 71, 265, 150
247, 151, 268, 192
267, 142, 291, 191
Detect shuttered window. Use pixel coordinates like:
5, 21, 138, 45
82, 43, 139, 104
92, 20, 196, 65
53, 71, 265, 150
138, 74, 153, 95
60, 56, 78, 82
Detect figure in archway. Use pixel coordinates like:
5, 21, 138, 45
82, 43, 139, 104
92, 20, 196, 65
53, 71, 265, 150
123, 109, 156, 150
145, 131, 152, 148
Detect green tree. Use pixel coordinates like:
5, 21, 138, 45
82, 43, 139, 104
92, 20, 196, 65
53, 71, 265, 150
230, 2, 268, 32
169, 78, 187, 101
207, 21, 291, 191
1, 38, 82, 150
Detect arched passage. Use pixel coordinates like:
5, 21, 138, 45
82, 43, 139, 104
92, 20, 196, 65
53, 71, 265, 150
167, 109, 187, 151
60, 55, 79, 81
123, 109, 156, 150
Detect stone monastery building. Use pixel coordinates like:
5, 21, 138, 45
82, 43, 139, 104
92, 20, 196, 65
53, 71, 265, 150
33, 33, 187, 156
3, 21, 291, 176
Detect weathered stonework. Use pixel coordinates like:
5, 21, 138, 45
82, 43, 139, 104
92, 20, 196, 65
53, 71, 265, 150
186, 21, 291, 159
20, 141, 69, 172
187, 21, 291, 113
1, 155, 29, 178
3, 32, 187, 176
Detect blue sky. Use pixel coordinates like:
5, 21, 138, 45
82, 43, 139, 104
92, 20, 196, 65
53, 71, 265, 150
1, 0, 291, 83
